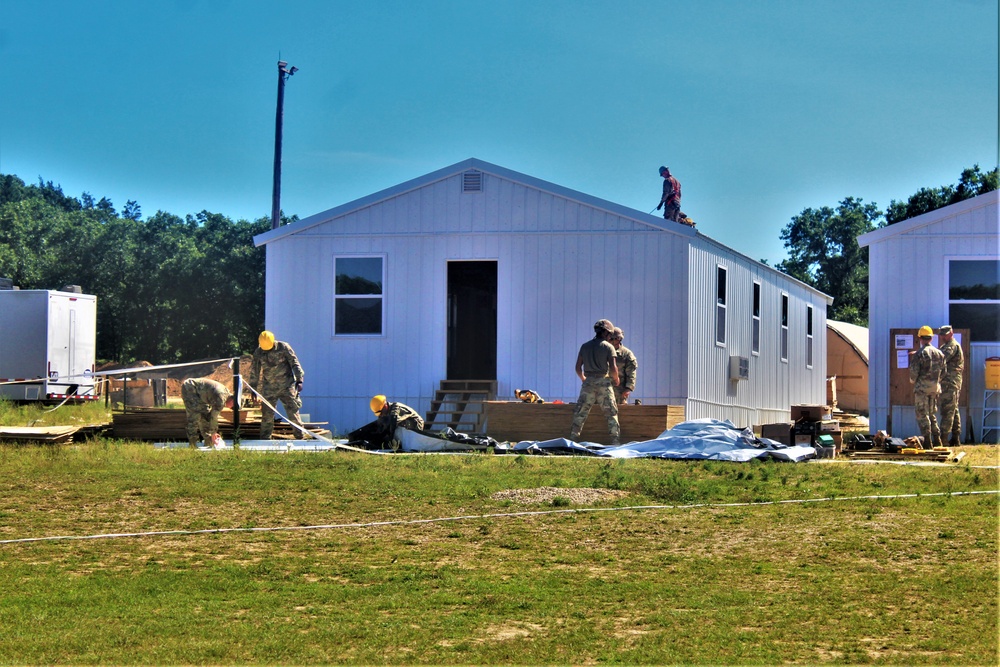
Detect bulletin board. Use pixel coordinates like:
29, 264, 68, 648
889, 328, 970, 408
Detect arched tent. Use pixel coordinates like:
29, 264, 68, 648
826, 320, 869, 414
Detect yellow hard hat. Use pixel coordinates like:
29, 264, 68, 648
918, 325, 934, 338
370, 395, 387, 413
258, 330, 275, 350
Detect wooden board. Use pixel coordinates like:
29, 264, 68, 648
484, 402, 685, 445
0, 425, 79, 444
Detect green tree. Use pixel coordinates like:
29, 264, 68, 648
777, 197, 880, 325
885, 164, 998, 225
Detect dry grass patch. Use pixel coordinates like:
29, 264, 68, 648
491, 486, 629, 505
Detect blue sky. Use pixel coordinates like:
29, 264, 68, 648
1, 0, 996, 264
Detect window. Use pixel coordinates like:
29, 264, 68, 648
949, 259, 1000, 342
334, 256, 384, 335
780, 293, 789, 362
715, 266, 727, 345
752, 281, 761, 355
806, 305, 814, 368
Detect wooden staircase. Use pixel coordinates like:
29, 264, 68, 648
424, 380, 497, 434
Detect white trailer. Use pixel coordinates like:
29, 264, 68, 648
0, 289, 99, 401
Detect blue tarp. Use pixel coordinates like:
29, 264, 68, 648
497, 418, 817, 462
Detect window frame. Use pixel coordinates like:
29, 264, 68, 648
715, 265, 727, 347
780, 293, 789, 363
947, 256, 1000, 343
333, 254, 386, 337
806, 304, 814, 369
751, 281, 761, 356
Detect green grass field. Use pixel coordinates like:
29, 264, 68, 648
0, 402, 997, 664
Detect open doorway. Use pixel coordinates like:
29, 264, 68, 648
447, 261, 497, 380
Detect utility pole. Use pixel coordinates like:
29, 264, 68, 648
271, 60, 298, 230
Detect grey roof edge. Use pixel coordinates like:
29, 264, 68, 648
857, 189, 999, 248
253, 157, 691, 247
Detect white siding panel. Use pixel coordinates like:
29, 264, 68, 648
685, 241, 828, 426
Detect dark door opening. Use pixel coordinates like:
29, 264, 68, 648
447, 261, 497, 380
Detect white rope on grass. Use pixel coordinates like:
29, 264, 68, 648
1, 490, 995, 546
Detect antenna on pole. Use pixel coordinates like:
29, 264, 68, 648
271, 59, 298, 230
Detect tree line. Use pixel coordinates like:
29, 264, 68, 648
0, 174, 292, 364
1, 165, 996, 364
776, 165, 997, 325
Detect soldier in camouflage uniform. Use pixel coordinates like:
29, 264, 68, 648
610, 327, 638, 405
248, 331, 306, 440
909, 326, 945, 449
373, 395, 424, 446
937, 325, 964, 445
181, 377, 233, 448
570, 319, 621, 445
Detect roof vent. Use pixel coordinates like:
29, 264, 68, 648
462, 170, 483, 193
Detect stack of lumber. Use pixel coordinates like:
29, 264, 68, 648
0, 426, 80, 444
484, 402, 685, 445
845, 447, 953, 463
112, 408, 330, 441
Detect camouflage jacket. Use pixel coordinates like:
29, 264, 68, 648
615, 345, 638, 392
184, 378, 231, 414
378, 402, 424, 434
909, 344, 945, 395
249, 341, 304, 392
939, 338, 964, 391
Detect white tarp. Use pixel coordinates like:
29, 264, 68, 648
501, 418, 817, 462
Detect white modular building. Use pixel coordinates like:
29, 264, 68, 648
254, 159, 831, 435
0, 288, 99, 401
858, 190, 1000, 441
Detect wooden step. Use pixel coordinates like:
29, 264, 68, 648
424, 380, 497, 434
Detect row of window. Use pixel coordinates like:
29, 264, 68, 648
334, 258, 1000, 345
715, 266, 812, 366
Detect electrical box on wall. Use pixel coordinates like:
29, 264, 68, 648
729, 355, 749, 381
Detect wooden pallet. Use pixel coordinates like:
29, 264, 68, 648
424, 380, 497, 434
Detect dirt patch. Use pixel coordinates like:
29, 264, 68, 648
491, 487, 629, 505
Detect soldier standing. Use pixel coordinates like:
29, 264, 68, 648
181, 377, 234, 448
937, 325, 964, 445
610, 327, 638, 405
248, 330, 306, 439
656, 166, 682, 223
570, 319, 621, 445
909, 325, 945, 449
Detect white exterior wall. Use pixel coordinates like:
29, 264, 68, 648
264, 170, 691, 434
686, 241, 829, 427
860, 191, 999, 440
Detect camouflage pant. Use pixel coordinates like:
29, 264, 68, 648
259, 384, 304, 440
570, 378, 619, 442
914, 391, 941, 448
939, 387, 961, 441
663, 202, 681, 222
